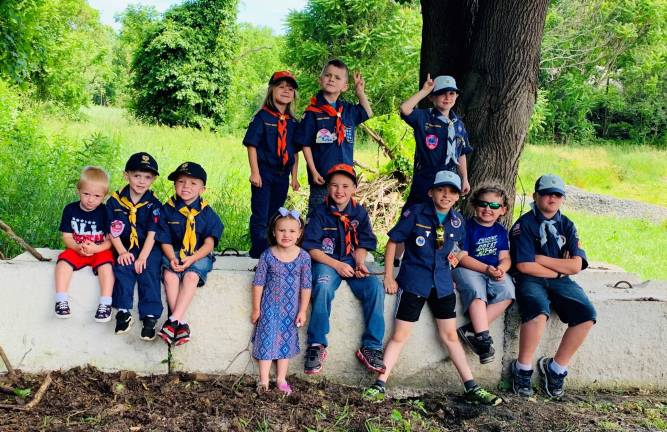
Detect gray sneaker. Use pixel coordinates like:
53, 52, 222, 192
511, 360, 534, 397
538, 357, 567, 399
304, 345, 327, 375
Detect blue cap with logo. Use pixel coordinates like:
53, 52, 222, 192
167, 162, 207, 185
535, 174, 566, 196
125, 152, 159, 175
432, 75, 460, 95
432, 170, 461, 192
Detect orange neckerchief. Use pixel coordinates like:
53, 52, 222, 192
305, 96, 345, 145
261, 105, 290, 166
326, 197, 358, 255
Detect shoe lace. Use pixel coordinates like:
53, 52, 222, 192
548, 370, 567, 389
96, 304, 108, 314
56, 302, 69, 312
516, 369, 532, 388
471, 387, 494, 401
305, 346, 319, 360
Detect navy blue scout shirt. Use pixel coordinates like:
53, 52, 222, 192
242, 109, 299, 170
155, 196, 224, 252
462, 218, 510, 268
106, 186, 162, 251
60, 202, 109, 244
302, 199, 377, 266
388, 202, 466, 298
510, 207, 588, 275
401, 108, 472, 177
294, 92, 369, 183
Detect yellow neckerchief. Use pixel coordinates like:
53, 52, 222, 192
111, 190, 151, 250
166, 196, 208, 260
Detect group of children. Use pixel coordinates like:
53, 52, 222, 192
54, 59, 596, 404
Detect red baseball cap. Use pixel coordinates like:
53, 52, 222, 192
269, 70, 298, 89
326, 163, 357, 185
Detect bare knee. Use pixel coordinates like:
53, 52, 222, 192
439, 328, 459, 345
183, 272, 200, 285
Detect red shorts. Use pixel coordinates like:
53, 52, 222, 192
57, 248, 114, 274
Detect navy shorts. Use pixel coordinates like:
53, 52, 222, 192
161, 252, 214, 287
395, 289, 456, 322
515, 275, 597, 326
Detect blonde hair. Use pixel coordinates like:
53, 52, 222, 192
467, 182, 509, 213
77, 166, 110, 193
261, 82, 297, 118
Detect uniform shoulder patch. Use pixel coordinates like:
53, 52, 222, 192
511, 223, 521, 236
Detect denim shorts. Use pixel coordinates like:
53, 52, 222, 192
515, 275, 597, 326
161, 251, 214, 287
453, 267, 516, 313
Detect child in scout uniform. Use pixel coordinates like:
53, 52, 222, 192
244, 71, 301, 258
54, 166, 114, 322
362, 170, 501, 406
107, 152, 163, 340
294, 59, 373, 215
301, 163, 386, 375
155, 162, 224, 346
510, 174, 596, 399
453, 184, 515, 364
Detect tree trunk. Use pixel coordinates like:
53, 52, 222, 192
420, 0, 549, 222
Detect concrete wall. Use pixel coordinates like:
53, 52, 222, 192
1, 249, 666, 391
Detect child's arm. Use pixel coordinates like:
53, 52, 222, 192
353, 71, 373, 118
302, 147, 325, 185
516, 261, 559, 278
251, 284, 264, 324
290, 155, 300, 191
353, 247, 369, 277
110, 236, 134, 265
296, 286, 311, 327
81, 236, 112, 255
459, 254, 490, 274
161, 242, 180, 271
457, 154, 470, 195
62, 233, 86, 255
383, 241, 399, 294
309, 249, 355, 278
178, 236, 215, 271
246, 146, 262, 188
134, 231, 156, 274
534, 253, 583, 276
399, 74, 434, 116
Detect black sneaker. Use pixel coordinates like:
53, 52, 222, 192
457, 325, 480, 354
474, 335, 495, 364
304, 345, 327, 375
356, 347, 386, 373
55, 301, 71, 319
174, 323, 191, 346
511, 360, 534, 397
141, 316, 158, 341
159, 319, 178, 345
538, 357, 567, 399
94, 304, 112, 323
114, 311, 133, 334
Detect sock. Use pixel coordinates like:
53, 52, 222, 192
55, 293, 68, 303
463, 379, 477, 392
99, 296, 112, 306
516, 361, 532, 371
179, 320, 187, 325
169, 315, 177, 322
474, 330, 490, 339
374, 379, 386, 389
549, 358, 568, 375
118, 308, 128, 313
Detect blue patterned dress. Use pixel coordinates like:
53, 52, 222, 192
252, 248, 312, 360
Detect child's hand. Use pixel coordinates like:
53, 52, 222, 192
118, 251, 134, 266
313, 171, 325, 185
461, 178, 471, 195
249, 171, 262, 188
336, 262, 355, 278
251, 308, 260, 324
170, 258, 181, 272
179, 256, 195, 270
80, 242, 96, 256
384, 275, 398, 295
353, 71, 365, 95
354, 262, 370, 278
295, 311, 307, 328
291, 177, 300, 192
421, 73, 435, 94
134, 256, 147, 274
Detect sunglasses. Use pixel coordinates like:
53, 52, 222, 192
475, 200, 502, 210
436, 224, 445, 249
537, 191, 564, 198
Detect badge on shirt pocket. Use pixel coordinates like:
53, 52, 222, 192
450, 216, 462, 228
415, 236, 426, 247
321, 237, 335, 254
425, 134, 439, 150
316, 129, 335, 144
110, 220, 125, 238
345, 126, 353, 143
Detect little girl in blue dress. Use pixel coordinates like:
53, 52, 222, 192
251, 208, 312, 395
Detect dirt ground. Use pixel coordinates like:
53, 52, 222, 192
1, 367, 665, 432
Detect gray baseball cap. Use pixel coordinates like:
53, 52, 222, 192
535, 174, 566, 196
432, 170, 461, 192
432, 75, 460, 95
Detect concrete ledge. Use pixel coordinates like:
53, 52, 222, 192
1, 249, 665, 391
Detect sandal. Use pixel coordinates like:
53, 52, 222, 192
256, 382, 269, 394
277, 382, 292, 396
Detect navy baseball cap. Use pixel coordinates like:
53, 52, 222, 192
167, 162, 207, 185
432, 75, 460, 95
125, 152, 159, 175
535, 174, 566, 196
432, 170, 461, 192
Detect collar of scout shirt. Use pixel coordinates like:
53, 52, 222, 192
531, 203, 565, 249
431, 108, 461, 167
421, 199, 462, 228
167, 195, 208, 260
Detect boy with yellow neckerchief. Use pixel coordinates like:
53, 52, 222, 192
108, 152, 163, 340
155, 162, 224, 346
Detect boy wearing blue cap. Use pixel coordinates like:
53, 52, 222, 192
301, 163, 386, 375
295, 59, 373, 216
155, 162, 224, 346
509, 174, 596, 399
363, 170, 501, 406
107, 152, 163, 340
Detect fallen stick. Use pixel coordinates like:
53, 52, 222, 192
0, 345, 15, 377
0, 373, 52, 411
0, 220, 51, 262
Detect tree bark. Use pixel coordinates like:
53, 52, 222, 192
420, 0, 549, 221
